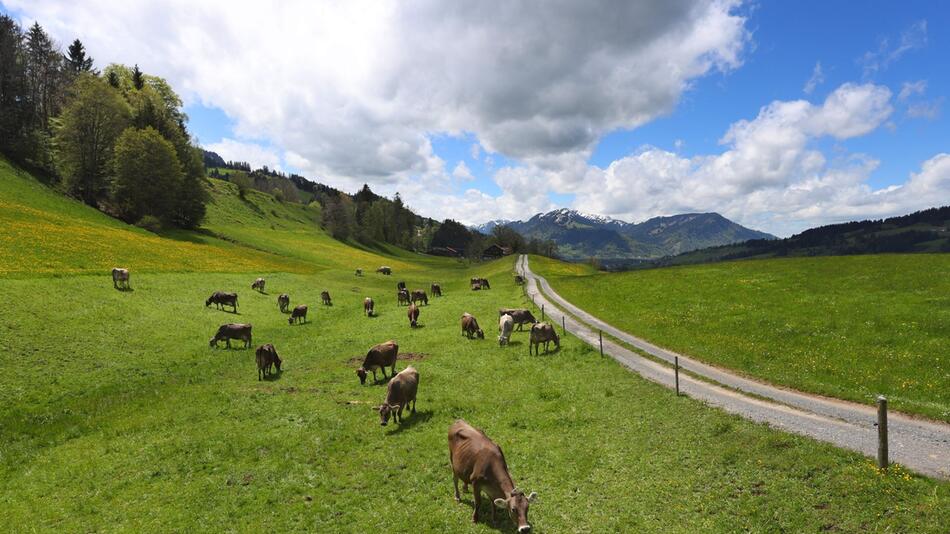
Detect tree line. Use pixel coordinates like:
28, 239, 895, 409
0, 16, 207, 229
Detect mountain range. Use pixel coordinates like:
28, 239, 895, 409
473, 208, 776, 261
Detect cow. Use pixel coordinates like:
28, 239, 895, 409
498, 309, 537, 331
499, 314, 514, 346
206, 291, 238, 313
396, 281, 407, 291
364, 297, 375, 316
407, 303, 420, 328
251, 277, 266, 293
378, 366, 418, 426
112, 268, 130, 290
448, 419, 538, 530
355, 268, 363, 276
471, 277, 490, 289
514, 275, 525, 285
321, 290, 332, 306
471, 280, 483, 291
461, 313, 484, 339
277, 293, 290, 313
529, 323, 559, 355
288, 305, 308, 325
255, 343, 282, 380
209, 323, 252, 349
397, 289, 411, 306
411, 289, 428, 306
431, 283, 442, 297
356, 340, 398, 385
377, 266, 392, 275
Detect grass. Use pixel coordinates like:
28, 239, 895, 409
1, 160, 947, 531
531, 254, 950, 422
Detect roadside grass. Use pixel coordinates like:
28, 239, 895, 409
530, 254, 950, 422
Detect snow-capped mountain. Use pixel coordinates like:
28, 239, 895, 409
475, 209, 775, 260
470, 219, 513, 234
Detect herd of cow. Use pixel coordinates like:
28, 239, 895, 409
110, 265, 556, 530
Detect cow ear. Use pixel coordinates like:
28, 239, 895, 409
527, 492, 538, 503
493, 498, 507, 508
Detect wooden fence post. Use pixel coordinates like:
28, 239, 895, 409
561, 315, 566, 334
541, 304, 545, 321
599, 330, 603, 357
674, 356, 680, 396
877, 396, 888, 469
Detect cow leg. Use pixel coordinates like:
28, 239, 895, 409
471, 481, 481, 523
226, 339, 231, 349
453, 475, 461, 502
372, 369, 379, 382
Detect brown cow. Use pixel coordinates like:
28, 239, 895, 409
355, 268, 363, 276
288, 305, 308, 325
461, 313, 484, 339
407, 303, 420, 328
376, 266, 392, 275
206, 291, 238, 313
364, 297, 375, 316
209, 323, 252, 349
410, 289, 428, 306
277, 293, 290, 313
471, 280, 483, 291
255, 343, 282, 380
356, 340, 398, 385
397, 289, 410, 306
431, 283, 442, 297
378, 366, 418, 426
529, 323, 559, 354
112, 267, 130, 290
321, 290, 332, 306
251, 277, 266, 293
477, 278, 490, 289
448, 420, 538, 530
498, 308, 537, 331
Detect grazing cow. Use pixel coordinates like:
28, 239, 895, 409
251, 277, 266, 293
288, 305, 308, 325
396, 281, 407, 291
255, 343, 282, 380
431, 283, 442, 297
461, 313, 485, 339
498, 314, 514, 346
378, 366, 418, 426
111, 268, 130, 289
498, 309, 537, 331
277, 293, 290, 313
397, 289, 410, 306
364, 297, 375, 316
529, 323, 559, 354
514, 275, 525, 285
377, 266, 392, 275
479, 278, 491, 289
407, 303, 420, 328
209, 323, 252, 349
357, 340, 398, 385
321, 290, 332, 306
411, 289, 428, 306
206, 291, 238, 313
355, 268, 363, 276
471, 280, 483, 291
448, 419, 538, 530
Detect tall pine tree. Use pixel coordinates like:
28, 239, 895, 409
64, 39, 95, 74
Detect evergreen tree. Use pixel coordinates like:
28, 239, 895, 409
0, 15, 30, 160
107, 70, 119, 88
131, 63, 144, 90
64, 39, 95, 74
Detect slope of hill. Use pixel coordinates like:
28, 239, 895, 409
501, 208, 773, 260
641, 206, 950, 269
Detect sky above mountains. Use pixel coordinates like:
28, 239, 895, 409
4, 0, 948, 236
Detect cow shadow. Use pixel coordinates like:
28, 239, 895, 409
410, 324, 426, 330
385, 409, 433, 435
262, 370, 283, 382
115, 286, 134, 292
505, 340, 523, 347
454, 497, 516, 533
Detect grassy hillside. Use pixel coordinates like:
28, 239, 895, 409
1, 162, 947, 531
532, 254, 950, 421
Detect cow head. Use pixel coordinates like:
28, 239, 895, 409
476, 329, 485, 339
357, 368, 368, 385
273, 356, 282, 373
378, 403, 400, 426
209, 337, 217, 348
205, 296, 213, 307
494, 489, 537, 532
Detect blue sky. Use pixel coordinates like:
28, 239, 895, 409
5, 0, 948, 235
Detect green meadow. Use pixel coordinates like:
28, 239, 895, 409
1, 159, 947, 532
531, 254, 950, 422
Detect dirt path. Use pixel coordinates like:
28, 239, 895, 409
518, 255, 950, 479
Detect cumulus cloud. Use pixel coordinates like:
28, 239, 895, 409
803, 61, 824, 94
568, 82, 948, 236
6, 0, 749, 189
452, 161, 475, 181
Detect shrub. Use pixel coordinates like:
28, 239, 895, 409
135, 214, 163, 233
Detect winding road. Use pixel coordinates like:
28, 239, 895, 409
517, 255, 950, 480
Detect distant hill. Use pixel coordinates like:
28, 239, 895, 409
493, 208, 774, 261
624, 206, 950, 270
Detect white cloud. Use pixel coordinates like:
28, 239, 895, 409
898, 80, 927, 101
452, 161, 475, 181
860, 20, 928, 78
204, 139, 283, 171
6, 0, 749, 192
470, 143, 481, 161
906, 98, 942, 120
803, 61, 823, 94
